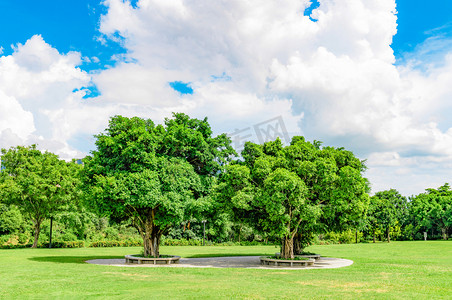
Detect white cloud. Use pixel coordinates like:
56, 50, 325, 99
93, 0, 452, 195
2, 0, 452, 195
0, 35, 95, 159
0, 90, 35, 141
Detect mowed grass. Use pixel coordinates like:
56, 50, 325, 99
0, 241, 451, 299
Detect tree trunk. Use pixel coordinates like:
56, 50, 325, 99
293, 232, 303, 255
143, 219, 152, 257
355, 229, 358, 243
373, 231, 376, 243
386, 227, 390, 243
441, 228, 447, 240
149, 230, 161, 257
31, 219, 42, 248
281, 236, 294, 259
142, 217, 163, 257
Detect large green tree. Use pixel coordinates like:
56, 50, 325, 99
216, 137, 369, 259
83, 114, 234, 257
0, 145, 81, 247
409, 184, 452, 240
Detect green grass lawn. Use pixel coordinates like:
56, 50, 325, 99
0, 241, 451, 299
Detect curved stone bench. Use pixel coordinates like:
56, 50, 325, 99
125, 255, 180, 265
275, 253, 321, 260
260, 257, 315, 267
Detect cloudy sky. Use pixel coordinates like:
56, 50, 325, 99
1, 0, 452, 196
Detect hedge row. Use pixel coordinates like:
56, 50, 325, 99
1, 239, 274, 249
90, 240, 142, 247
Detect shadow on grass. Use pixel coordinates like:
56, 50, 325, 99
29, 253, 272, 263
29, 255, 123, 264
184, 253, 267, 258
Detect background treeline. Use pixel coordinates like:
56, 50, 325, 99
0, 115, 451, 249
1, 183, 451, 248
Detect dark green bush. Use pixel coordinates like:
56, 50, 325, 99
41, 241, 85, 248
89, 240, 142, 247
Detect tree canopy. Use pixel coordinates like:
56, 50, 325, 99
0, 145, 81, 247
83, 114, 235, 256
215, 137, 370, 258
367, 189, 407, 242
409, 184, 452, 240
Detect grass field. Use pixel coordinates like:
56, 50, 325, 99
0, 241, 451, 299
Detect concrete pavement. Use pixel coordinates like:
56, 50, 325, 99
86, 256, 353, 269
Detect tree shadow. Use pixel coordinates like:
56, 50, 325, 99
29, 255, 123, 264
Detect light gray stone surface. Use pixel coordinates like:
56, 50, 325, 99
86, 256, 353, 269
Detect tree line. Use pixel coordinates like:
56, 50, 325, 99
0, 114, 451, 258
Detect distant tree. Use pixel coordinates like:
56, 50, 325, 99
410, 184, 452, 240
0, 145, 81, 247
367, 189, 406, 242
83, 114, 235, 257
368, 189, 407, 242
213, 164, 255, 242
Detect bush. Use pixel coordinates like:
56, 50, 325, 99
317, 229, 363, 245
89, 240, 142, 247
0, 205, 25, 235
104, 227, 120, 240
17, 233, 30, 244
161, 238, 204, 246
41, 241, 85, 248
59, 232, 78, 242
0, 235, 11, 245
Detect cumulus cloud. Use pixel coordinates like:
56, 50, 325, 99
2, 0, 452, 195
0, 35, 95, 159
93, 0, 452, 195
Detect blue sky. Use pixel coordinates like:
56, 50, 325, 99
393, 0, 452, 67
1, 0, 452, 196
0, 0, 125, 71
2, 0, 451, 73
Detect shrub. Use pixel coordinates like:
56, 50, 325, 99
318, 229, 363, 244
89, 240, 142, 247
59, 232, 78, 242
0, 205, 24, 234
41, 241, 85, 248
17, 233, 30, 244
104, 227, 120, 240
0, 235, 11, 245
161, 238, 203, 246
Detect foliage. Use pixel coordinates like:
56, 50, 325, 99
83, 114, 235, 257
0, 204, 29, 235
409, 184, 452, 240
89, 240, 142, 247
0, 145, 82, 247
319, 229, 363, 244
367, 189, 407, 242
2, 113, 451, 249
215, 136, 370, 259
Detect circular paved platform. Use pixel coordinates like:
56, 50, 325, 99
86, 256, 353, 269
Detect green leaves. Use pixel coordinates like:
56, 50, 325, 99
258, 168, 308, 237
216, 135, 370, 254
83, 114, 235, 255
409, 184, 452, 239
0, 145, 81, 247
